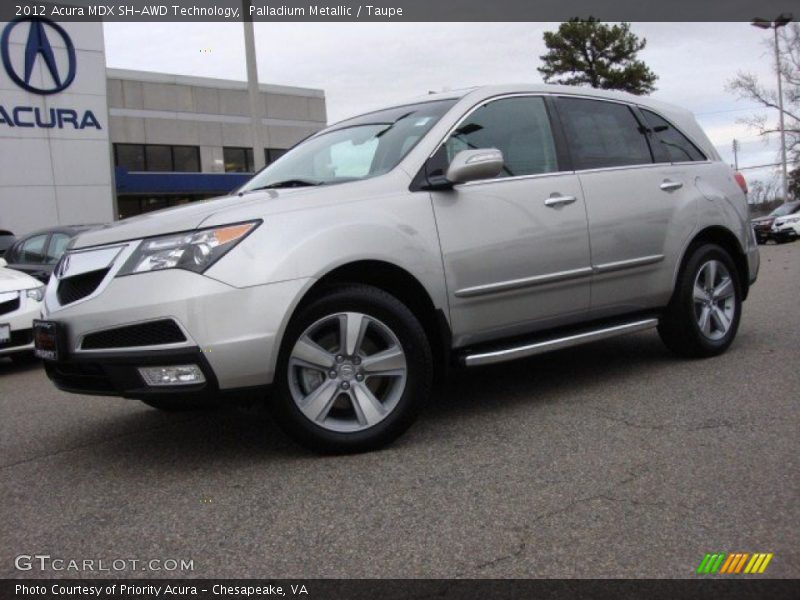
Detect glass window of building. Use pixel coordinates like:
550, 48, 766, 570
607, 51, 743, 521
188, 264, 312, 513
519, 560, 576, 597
145, 145, 173, 171
173, 146, 201, 172
115, 144, 146, 171
223, 147, 254, 172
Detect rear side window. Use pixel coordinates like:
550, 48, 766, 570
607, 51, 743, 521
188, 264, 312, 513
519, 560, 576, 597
557, 98, 652, 170
17, 234, 48, 264
641, 109, 705, 163
443, 96, 559, 178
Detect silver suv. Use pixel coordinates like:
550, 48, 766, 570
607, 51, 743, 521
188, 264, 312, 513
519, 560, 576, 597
36, 85, 759, 453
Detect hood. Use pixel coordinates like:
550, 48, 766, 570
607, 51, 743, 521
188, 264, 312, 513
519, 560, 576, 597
69, 176, 405, 249
71, 192, 281, 249
751, 216, 774, 224
0, 266, 42, 292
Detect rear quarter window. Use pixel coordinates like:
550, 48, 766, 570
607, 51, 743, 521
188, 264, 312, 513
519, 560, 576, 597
641, 109, 706, 163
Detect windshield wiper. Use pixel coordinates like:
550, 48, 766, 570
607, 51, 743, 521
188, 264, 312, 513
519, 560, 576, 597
242, 179, 323, 193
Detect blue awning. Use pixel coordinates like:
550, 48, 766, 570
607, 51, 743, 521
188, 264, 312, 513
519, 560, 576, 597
115, 167, 251, 196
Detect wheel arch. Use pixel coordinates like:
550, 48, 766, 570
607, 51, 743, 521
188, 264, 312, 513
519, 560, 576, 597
280, 260, 452, 382
675, 225, 751, 300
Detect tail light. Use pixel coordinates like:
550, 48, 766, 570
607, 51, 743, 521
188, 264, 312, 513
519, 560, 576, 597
734, 171, 748, 195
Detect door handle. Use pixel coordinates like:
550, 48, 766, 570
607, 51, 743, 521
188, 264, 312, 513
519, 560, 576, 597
659, 180, 683, 192
544, 194, 577, 207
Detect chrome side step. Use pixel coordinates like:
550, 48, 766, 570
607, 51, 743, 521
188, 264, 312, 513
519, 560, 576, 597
463, 318, 659, 367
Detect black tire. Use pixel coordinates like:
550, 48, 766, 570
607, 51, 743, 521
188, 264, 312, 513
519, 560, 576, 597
658, 243, 742, 358
140, 397, 220, 412
271, 284, 432, 454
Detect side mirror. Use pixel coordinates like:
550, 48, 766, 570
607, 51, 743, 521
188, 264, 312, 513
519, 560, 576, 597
445, 148, 504, 185
0, 257, 7, 268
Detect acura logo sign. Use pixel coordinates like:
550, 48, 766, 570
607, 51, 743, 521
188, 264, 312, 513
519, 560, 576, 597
1, 17, 76, 95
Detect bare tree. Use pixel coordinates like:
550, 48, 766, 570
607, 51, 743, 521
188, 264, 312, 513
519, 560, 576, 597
727, 23, 800, 199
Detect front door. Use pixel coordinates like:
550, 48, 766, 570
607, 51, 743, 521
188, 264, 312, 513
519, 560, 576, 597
429, 96, 592, 346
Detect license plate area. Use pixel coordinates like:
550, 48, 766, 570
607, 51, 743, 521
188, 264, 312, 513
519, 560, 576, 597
0, 323, 10, 344
34, 320, 61, 360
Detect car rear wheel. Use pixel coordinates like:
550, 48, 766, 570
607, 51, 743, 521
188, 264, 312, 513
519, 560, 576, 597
658, 244, 742, 358
272, 285, 432, 454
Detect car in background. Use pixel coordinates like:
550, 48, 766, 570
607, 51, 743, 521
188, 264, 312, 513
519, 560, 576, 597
0, 230, 15, 257
3, 225, 104, 284
0, 263, 44, 362
752, 201, 800, 244
771, 210, 800, 243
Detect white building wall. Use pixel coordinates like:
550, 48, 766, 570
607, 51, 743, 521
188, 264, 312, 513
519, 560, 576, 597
0, 18, 114, 235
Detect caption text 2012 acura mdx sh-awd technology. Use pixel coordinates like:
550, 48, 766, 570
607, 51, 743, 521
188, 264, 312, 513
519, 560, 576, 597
35, 85, 759, 453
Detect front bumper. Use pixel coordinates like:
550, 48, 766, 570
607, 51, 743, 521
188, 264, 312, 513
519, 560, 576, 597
42, 269, 312, 393
43, 346, 220, 400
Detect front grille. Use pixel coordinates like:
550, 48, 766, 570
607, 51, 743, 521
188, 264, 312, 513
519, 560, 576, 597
0, 295, 20, 316
0, 328, 33, 349
57, 269, 109, 305
81, 319, 187, 350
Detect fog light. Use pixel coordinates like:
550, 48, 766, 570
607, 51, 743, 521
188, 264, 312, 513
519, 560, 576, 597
138, 365, 206, 386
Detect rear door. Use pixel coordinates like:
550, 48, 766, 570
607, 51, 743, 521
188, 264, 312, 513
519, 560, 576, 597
554, 97, 697, 316
429, 95, 592, 346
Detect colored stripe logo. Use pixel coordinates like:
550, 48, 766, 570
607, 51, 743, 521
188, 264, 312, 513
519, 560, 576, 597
696, 552, 773, 574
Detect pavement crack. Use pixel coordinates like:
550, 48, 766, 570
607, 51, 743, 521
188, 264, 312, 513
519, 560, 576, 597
0, 415, 203, 471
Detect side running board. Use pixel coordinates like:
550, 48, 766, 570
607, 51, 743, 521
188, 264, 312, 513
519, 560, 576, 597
463, 318, 659, 367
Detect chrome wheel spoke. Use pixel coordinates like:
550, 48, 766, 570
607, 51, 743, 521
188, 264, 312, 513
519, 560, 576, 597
298, 380, 339, 423
361, 346, 405, 376
704, 260, 717, 288
351, 383, 387, 427
340, 312, 368, 356
697, 305, 712, 335
711, 306, 730, 333
693, 284, 708, 304
291, 337, 336, 369
713, 277, 733, 301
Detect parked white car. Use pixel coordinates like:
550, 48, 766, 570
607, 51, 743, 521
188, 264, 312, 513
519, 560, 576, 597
0, 259, 44, 362
771, 212, 800, 243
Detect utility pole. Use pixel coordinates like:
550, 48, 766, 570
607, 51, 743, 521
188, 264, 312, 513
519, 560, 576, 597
752, 13, 792, 202
243, 0, 266, 171
732, 139, 739, 171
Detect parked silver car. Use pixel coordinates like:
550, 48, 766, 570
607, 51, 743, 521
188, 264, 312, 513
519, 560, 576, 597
36, 85, 759, 452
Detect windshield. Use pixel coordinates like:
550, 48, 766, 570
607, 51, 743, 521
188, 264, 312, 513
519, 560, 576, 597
770, 202, 800, 217
239, 98, 457, 192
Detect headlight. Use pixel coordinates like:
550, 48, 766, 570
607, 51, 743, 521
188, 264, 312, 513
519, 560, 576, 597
25, 286, 45, 302
783, 217, 800, 224
117, 221, 260, 276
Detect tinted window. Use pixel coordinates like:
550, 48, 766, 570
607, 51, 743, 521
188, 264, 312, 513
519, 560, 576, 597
18, 234, 48, 264
443, 97, 558, 178
172, 146, 200, 172
558, 98, 652, 170
145, 145, 172, 171
223, 147, 253, 172
45, 233, 72, 264
115, 144, 145, 171
641, 109, 705, 162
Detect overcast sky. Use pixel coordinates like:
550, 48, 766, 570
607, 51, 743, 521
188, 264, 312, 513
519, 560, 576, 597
103, 22, 787, 186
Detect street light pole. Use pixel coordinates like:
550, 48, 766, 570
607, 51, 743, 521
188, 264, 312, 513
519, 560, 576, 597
243, 0, 266, 171
773, 26, 789, 202
752, 14, 792, 203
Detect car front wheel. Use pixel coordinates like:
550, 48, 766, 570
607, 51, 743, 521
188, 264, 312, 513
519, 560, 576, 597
272, 285, 432, 454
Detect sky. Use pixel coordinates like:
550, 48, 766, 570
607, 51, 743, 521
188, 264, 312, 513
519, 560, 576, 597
103, 21, 789, 188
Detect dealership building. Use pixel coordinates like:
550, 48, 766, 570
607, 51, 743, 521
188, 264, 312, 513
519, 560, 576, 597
0, 18, 327, 235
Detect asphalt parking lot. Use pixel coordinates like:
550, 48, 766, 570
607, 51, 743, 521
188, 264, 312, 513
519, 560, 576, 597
1, 243, 797, 579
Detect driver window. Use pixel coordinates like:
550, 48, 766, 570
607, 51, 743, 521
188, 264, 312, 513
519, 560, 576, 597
444, 97, 558, 178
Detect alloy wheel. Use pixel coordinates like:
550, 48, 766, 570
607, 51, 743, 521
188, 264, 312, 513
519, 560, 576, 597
287, 312, 408, 433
